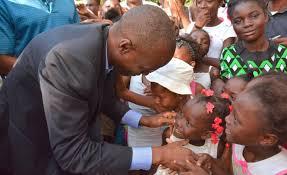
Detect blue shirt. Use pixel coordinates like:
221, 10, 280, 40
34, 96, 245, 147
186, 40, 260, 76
0, 0, 79, 57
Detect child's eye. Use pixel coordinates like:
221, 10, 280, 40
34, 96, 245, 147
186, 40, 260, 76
250, 13, 259, 19
233, 19, 242, 25
186, 120, 190, 127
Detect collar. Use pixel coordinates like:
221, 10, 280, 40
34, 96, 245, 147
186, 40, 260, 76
105, 41, 114, 74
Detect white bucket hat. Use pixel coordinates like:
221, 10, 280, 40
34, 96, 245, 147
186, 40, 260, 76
146, 58, 194, 95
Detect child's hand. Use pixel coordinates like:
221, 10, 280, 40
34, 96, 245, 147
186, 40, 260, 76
177, 160, 210, 175
140, 111, 176, 128
196, 153, 215, 172
274, 37, 287, 46
194, 8, 211, 29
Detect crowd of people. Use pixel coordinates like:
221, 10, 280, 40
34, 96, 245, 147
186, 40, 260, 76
0, 0, 287, 175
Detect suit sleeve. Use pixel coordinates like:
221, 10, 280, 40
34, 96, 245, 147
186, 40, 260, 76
39, 45, 132, 174
100, 71, 131, 125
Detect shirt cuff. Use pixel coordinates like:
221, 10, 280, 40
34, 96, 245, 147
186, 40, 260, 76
121, 110, 142, 128
130, 147, 152, 170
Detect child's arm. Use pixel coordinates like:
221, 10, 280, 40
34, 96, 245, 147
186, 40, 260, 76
168, 0, 191, 30
196, 153, 232, 175
116, 75, 162, 112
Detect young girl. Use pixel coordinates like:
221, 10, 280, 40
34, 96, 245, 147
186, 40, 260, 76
146, 57, 194, 113
154, 94, 231, 175
183, 30, 220, 93
220, 0, 287, 80
185, 30, 214, 90
181, 73, 287, 175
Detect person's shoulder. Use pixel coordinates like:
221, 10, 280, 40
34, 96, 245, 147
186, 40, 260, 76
222, 44, 236, 52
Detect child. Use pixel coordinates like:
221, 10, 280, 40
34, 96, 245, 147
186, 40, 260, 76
154, 94, 231, 175
183, 73, 287, 175
183, 30, 219, 92
220, 0, 287, 80
186, 30, 214, 90
146, 57, 194, 113
228, 73, 287, 175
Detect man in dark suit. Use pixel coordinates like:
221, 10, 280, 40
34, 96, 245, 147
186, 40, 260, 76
0, 5, 196, 175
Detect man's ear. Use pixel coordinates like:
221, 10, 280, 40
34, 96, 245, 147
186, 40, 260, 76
119, 39, 134, 55
259, 133, 279, 146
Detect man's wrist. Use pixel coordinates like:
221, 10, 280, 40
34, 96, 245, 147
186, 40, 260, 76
152, 146, 163, 165
139, 115, 147, 127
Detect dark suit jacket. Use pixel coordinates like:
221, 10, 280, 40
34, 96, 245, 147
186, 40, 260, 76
0, 23, 132, 175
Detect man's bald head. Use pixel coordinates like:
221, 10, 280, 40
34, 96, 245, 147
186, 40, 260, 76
108, 5, 176, 76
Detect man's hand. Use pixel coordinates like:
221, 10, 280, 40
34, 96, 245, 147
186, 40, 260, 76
274, 37, 287, 46
152, 140, 199, 171
140, 111, 176, 128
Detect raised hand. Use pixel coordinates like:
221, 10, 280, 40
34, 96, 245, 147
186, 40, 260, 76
194, 8, 211, 28
76, 4, 98, 20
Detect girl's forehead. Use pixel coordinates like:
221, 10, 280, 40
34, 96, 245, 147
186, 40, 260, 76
184, 101, 206, 118
234, 91, 261, 116
232, 1, 264, 16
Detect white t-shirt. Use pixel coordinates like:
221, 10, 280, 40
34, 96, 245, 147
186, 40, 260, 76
218, 6, 230, 25
232, 144, 287, 175
127, 75, 163, 147
185, 20, 236, 59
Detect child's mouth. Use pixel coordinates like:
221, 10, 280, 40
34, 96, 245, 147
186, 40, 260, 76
225, 127, 231, 136
173, 127, 184, 138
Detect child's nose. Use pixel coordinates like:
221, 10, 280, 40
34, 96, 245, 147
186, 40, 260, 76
225, 114, 231, 124
176, 117, 184, 128
154, 97, 160, 104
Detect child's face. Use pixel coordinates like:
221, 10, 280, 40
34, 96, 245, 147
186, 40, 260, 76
151, 83, 182, 112
174, 99, 210, 140
173, 46, 194, 66
223, 78, 247, 100
225, 91, 266, 146
196, 0, 221, 18
231, 1, 268, 42
190, 31, 210, 57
